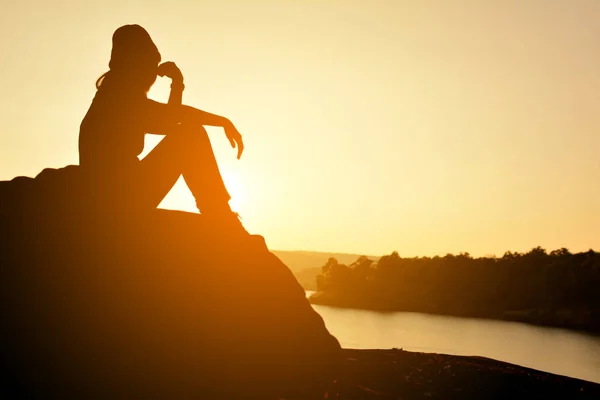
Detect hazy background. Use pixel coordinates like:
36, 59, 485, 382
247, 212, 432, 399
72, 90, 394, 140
1, 0, 599, 256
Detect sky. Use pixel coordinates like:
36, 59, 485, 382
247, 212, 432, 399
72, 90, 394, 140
1, 0, 599, 257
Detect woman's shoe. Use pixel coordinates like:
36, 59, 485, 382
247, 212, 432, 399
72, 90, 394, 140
203, 211, 248, 235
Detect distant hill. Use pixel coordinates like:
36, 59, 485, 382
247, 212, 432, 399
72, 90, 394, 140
292, 267, 322, 291
272, 250, 379, 290
272, 250, 379, 273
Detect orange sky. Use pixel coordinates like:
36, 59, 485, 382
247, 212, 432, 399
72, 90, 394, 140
1, 0, 599, 256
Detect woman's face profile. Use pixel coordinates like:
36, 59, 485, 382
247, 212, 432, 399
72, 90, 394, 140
138, 64, 159, 93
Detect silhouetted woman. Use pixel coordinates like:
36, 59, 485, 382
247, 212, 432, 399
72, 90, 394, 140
79, 24, 244, 228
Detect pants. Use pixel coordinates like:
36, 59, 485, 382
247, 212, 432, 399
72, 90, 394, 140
133, 124, 231, 213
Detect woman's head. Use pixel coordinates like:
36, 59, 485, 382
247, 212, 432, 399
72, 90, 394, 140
97, 24, 161, 93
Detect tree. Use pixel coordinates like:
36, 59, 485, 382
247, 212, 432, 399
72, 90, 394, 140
350, 255, 374, 280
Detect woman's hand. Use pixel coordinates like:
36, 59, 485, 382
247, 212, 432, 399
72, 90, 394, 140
158, 61, 184, 84
160, 62, 185, 105
224, 120, 244, 160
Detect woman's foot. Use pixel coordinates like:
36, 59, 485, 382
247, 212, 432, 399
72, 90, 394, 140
203, 210, 248, 235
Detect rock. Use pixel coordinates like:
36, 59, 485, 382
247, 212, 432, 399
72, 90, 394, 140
0, 166, 342, 399
331, 349, 600, 399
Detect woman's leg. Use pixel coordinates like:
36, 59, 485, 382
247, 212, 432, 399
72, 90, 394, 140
137, 124, 232, 213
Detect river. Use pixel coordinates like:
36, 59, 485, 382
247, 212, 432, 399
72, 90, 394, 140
305, 291, 600, 383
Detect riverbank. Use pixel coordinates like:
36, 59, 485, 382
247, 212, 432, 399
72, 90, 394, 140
304, 348, 600, 399
309, 291, 600, 334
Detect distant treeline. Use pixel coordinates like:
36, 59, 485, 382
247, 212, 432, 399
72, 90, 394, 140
311, 247, 600, 332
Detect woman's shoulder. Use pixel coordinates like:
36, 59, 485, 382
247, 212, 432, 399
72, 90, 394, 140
95, 85, 145, 100
90, 88, 149, 111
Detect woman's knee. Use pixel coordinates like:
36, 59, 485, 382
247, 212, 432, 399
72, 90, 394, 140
172, 123, 208, 139
170, 124, 211, 149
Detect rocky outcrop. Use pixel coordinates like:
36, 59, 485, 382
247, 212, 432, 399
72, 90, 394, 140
0, 166, 342, 399
328, 349, 600, 399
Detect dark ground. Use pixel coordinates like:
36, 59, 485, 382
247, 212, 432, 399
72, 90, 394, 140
288, 348, 600, 400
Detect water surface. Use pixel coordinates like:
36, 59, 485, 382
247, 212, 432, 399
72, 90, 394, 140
306, 291, 600, 383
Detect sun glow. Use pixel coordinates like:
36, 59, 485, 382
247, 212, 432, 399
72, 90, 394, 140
220, 169, 246, 212
156, 170, 247, 215
145, 148, 248, 214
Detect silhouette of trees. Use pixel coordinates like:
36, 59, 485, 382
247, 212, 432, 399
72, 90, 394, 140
314, 247, 600, 332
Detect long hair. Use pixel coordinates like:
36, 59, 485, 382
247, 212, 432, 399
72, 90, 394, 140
96, 72, 110, 89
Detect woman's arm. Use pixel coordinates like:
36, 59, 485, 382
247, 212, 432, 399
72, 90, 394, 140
180, 105, 232, 128
168, 84, 184, 105
152, 61, 244, 159
182, 105, 244, 159
144, 101, 244, 159
159, 62, 184, 106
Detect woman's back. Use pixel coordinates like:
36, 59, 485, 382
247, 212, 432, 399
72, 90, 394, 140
79, 83, 147, 172
79, 24, 161, 173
